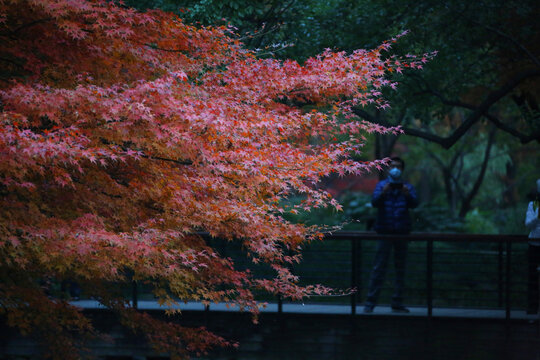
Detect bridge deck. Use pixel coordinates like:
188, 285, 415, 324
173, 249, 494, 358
73, 299, 539, 321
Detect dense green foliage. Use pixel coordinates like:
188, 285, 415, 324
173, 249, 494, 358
128, 0, 539, 233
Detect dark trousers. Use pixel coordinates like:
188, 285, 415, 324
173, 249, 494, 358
527, 243, 540, 314
365, 238, 408, 307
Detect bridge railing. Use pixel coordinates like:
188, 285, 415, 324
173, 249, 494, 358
306, 232, 529, 319
132, 232, 532, 320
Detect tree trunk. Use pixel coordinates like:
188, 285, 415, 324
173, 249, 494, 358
458, 127, 497, 218
501, 154, 518, 208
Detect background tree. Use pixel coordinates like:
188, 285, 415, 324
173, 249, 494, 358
149, 0, 539, 223
0, 0, 430, 358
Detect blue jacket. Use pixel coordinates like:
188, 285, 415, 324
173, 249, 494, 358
372, 178, 419, 234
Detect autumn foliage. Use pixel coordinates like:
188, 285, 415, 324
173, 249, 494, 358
0, 0, 430, 358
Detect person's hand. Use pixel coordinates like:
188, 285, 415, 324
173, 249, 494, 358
401, 185, 409, 195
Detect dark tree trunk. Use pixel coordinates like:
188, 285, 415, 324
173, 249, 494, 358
458, 127, 497, 218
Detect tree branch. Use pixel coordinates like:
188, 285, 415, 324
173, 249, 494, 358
425, 84, 540, 144
0, 57, 24, 68
484, 113, 540, 144
470, 20, 540, 67
352, 107, 451, 145
0, 18, 52, 38
385, 110, 405, 154
99, 138, 193, 166
351, 108, 375, 123
354, 68, 540, 148
144, 43, 189, 53
141, 154, 193, 166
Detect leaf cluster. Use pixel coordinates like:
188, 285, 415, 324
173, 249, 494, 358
0, 0, 430, 357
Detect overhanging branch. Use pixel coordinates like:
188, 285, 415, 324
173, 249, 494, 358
141, 154, 193, 165
424, 80, 540, 144
471, 20, 540, 68
353, 68, 540, 148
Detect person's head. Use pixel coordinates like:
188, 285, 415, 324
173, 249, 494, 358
387, 157, 405, 183
389, 157, 405, 171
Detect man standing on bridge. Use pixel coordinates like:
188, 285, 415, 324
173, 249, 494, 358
364, 157, 419, 313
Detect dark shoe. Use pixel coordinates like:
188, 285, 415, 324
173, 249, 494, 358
391, 305, 410, 313
363, 305, 375, 313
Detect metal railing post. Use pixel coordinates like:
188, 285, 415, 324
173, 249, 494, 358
358, 239, 362, 309
204, 303, 210, 327
537, 266, 540, 322
498, 241, 503, 307
351, 237, 357, 315
427, 239, 433, 318
132, 280, 138, 309
505, 239, 511, 322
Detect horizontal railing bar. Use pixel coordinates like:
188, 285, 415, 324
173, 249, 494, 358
323, 232, 528, 243
199, 231, 528, 243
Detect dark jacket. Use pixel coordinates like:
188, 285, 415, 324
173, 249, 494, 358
372, 178, 419, 234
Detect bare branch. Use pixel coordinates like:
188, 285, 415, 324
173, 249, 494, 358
0, 18, 52, 38
471, 20, 540, 67
425, 83, 540, 144
99, 138, 193, 166
141, 154, 193, 166
144, 44, 188, 53
0, 57, 24, 68
351, 108, 376, 123
236, 23, 281, 42
354, 68, 540, 148
484, 113, 540, 144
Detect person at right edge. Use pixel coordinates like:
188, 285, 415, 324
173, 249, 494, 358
364, 157, 418, 313
525, 179, 540, 314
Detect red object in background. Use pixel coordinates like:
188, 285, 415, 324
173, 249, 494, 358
325, 174, 379, 198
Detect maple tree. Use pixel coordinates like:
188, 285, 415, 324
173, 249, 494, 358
0, 0, 430, 358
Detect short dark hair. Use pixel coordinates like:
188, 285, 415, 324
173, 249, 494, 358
390, 156, 405, 169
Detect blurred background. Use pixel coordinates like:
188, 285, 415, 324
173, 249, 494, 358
128, 0, 540, 235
